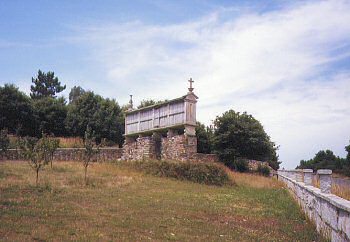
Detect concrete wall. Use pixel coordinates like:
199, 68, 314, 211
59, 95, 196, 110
278, 170, 350, 242
0, 148, 123, 162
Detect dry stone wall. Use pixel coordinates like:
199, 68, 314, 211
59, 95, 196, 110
278, 170, 350, 242
0, 148, 123, 162
161, 134, 197, 161
122, 136, 157, 161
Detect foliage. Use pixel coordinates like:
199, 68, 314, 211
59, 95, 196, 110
83, 126, 100, 185
212, 110, 280, 170
257, 164, 271, 176
196, 122, 213, 154
297, 150, 343, 170
30, 70, 66, 99
225, 157, 249, 172
137, 99, 167, 109
0, 84, 36, 136
18, 136, 51, 185
127, 159, 231, 186
69, 85, 85, 103
46, 135, 60, 168
66, 91, 124, 146
346, 141, 350, 163
0, 129, 10, 155
32, 97, 68, 137
297, 148, 350, 176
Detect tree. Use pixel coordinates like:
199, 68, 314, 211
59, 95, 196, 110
30, 70, 66, 99
41, 133, 60, 169
66, 91, 124, 146
32, 97, 68, 137
297, 149, 346, 172
18, 137, 50, 185
83, 126, 99, 185
196, 122, 212, 154
69, 86, 85, 103
0, 129, 10, 157
212, 110, 280, 170
346, 141, 350, 163
0, 84, 35, 136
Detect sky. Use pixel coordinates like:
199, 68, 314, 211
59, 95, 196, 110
0, 0, 350, 168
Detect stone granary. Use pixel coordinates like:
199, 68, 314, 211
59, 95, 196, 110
122, 79, 199, 161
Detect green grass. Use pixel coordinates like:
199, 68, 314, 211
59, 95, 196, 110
0, 161, 324, 241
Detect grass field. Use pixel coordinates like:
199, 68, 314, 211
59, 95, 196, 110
0, 161, 324, 241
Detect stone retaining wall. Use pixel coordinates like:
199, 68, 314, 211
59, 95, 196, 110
0, 148, 123, 162
278, 170, 350, 242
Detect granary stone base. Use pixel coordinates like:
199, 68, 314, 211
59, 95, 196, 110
122, 133, 197, 161
122, 136, 157, 161
161, 134, 197, 161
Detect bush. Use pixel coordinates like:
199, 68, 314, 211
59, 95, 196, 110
125, 160, 232, 186
257, 164, 271, 176
225, 158, 249, 172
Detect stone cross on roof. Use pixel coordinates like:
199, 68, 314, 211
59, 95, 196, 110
188, 78, 194, 93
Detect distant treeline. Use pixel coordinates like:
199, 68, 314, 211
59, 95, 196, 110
0, 70, 125, 146
296, 145, 350, 176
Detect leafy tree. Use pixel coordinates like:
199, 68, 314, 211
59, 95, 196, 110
0, 84, 35, 136
297, 149, 347, 173
30, 70, 66, 99
32, 97, 68, 137
66, 91, 124, 146
18, 137, 50, 185
83, 126, 99, 185
41, 134, 60, 169
0, 129, 10, 156
346, 141, 350, 163
196, 122, 213, 154
212, 110, 280, 170
69, 86, 85, 103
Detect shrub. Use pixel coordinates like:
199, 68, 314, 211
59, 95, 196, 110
225, 158, 249, 172
257, 164, 271, 177
126, 160, 232, 186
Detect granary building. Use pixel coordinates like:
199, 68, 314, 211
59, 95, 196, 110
122, 79, 199, 161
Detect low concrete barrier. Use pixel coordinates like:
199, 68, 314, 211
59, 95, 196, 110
278, 169, 350, 242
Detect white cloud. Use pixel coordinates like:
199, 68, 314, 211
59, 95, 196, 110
70, 0, 350, 168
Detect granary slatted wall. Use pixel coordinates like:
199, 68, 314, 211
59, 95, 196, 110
126, 100, 187, 135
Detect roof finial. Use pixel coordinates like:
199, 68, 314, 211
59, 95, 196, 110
188, 78, 194, 93
129, 94, 134, 110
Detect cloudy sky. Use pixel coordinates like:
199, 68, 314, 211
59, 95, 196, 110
1, 0, 349, 168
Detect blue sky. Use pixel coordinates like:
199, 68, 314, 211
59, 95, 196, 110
1, 0, 350, 168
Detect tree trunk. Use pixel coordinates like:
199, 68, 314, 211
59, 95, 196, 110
84, 165, 88, 185
51, 159, 53, 169
36, 169, 39, 186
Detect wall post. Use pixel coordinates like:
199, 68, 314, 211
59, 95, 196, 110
303, 169, 313, 186
317, 169, 332, 194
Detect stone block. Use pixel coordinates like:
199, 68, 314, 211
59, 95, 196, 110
320, 200, 338, 230
338, 210, 350, 240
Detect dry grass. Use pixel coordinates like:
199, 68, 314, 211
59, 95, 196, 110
311, 175, 350, 201
227, 169, 282, 189
58, 137, 84, 148
0, 161, 324, 241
